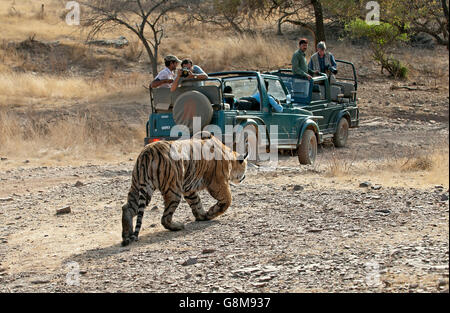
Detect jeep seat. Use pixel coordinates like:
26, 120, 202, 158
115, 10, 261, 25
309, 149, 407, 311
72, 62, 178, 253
152, 87, 172, 112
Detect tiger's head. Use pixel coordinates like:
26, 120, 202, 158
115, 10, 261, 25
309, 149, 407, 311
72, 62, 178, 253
230, 151, 248, 184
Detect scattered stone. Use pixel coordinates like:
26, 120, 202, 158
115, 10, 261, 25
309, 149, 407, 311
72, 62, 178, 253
0, 197, 13, 202
307, 228, 322, 233
31, 280, 50, 284
257, 275, 274, 282
359, 181, 372, 188
56, 206, 71, 215
181, 258, 198, 266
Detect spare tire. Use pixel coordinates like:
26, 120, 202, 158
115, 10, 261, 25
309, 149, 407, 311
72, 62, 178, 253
173, 90, 213, 131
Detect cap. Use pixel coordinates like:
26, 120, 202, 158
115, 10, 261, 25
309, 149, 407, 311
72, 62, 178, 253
164, 55, 181, 63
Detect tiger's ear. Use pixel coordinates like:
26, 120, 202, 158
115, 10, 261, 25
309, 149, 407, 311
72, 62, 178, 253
238, 151, 248, 164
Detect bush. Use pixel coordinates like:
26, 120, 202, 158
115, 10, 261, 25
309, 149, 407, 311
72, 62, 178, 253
346, 18, 409, 79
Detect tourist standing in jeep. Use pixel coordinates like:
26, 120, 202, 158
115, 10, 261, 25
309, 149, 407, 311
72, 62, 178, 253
150, 55, 181, 89
171, 59, 208, 92
308, 41, 338, 83
291, 38, 315, 81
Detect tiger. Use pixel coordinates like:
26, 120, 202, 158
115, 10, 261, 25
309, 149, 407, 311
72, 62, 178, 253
121, 132, 248, 246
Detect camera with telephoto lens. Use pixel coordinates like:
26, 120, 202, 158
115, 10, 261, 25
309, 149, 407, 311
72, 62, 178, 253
325, 64, 338, 75
181, 67, 190, 78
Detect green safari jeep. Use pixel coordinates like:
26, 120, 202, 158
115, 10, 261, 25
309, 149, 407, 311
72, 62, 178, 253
145, 71, 323, 165
266, 59, 360, 147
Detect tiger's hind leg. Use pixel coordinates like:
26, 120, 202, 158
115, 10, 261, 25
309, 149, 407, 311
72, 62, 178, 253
121, 203, 135, 246
184, 191, 207, 221
205, 183, 232, 220
161, 191, 184, 231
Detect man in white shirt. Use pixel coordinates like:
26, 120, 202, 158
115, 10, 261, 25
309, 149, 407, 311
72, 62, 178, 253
150, 55, 181, 88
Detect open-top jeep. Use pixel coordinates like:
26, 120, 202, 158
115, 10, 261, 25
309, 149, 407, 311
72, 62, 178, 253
267, 60, 359, 147
145, 71, 324, 164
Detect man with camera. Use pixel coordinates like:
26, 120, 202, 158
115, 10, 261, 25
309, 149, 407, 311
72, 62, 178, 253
308, 41, 338, 83
170, 59, 208, 92
150, 55, 181, 89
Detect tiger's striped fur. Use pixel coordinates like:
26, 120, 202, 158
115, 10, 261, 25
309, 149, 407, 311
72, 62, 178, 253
121, 133, 248, 246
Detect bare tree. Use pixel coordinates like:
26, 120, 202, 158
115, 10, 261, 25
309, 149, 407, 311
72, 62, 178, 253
80, 0, 184, 75
185, 0, 259, 34
265, 0, 326, 45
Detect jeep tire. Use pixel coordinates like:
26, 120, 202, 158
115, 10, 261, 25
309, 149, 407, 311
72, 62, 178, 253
298, 129, 317, 165
333, 118, 349, 148
173, 90, 213, 131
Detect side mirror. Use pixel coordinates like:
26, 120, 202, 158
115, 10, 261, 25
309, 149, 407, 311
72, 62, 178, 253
286, 94, 292, 105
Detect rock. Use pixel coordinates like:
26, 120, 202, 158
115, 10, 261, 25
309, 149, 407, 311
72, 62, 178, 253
202, 249, 216, 254
307, 228, 322, 233
440, 194, 449, 202
375, 209, 391, 215
24, 160, 29, 164
409, 283, 418, 289
410, 32, 436, 50
74, 181, 84, 187
0, 157, 7, 161
257, 275, 274, 282
0, 197, 13, 202
293, 185, 304, 191
359, 181, 372, 188
56, 206, 71, 215
181, 258, 198, 266
87, 36, 129, 48
31, 280, 50, 284
371, 185, 382, 190
151, 205, 158, 211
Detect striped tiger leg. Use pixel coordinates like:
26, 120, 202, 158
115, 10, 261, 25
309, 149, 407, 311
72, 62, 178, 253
121, 203, 135, 246
161, 192, 184, 231
205, 184, 232, 220
184, 191, 207, 221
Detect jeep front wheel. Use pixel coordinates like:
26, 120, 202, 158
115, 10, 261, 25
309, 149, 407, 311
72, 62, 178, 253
333, 118, 349, 148
298, 129, 317, 165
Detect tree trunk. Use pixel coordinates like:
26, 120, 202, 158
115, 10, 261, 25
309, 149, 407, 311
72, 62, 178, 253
310, 0, 325, 47
140, 36, 157, 76
442, 0, 449, 49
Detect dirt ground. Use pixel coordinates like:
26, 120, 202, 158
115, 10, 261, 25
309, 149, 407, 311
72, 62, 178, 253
0, 74, 449, 293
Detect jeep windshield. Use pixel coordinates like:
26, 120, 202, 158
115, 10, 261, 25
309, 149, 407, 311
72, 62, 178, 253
223, 77, 259, 99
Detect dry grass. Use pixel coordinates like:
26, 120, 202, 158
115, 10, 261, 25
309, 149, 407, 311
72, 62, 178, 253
326, 143, 450, 188
0, 110, 145, 162
0, 71, 148, 105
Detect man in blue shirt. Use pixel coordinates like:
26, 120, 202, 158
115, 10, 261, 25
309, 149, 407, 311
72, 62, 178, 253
251, 80, 283, 113
171, 58, 208, 92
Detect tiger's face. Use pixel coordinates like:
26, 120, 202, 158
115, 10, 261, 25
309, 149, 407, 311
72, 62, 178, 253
230, 152, 248, 184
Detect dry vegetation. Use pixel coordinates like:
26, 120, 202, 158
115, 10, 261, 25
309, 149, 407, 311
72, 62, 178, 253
0, 0, 448, 187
